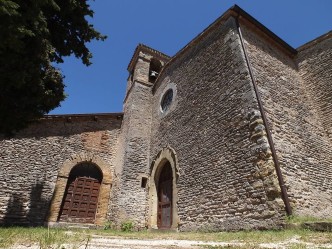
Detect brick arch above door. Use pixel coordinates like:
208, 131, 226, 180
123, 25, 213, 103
47, 153, 112, 226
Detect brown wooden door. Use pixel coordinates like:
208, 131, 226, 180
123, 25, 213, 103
59, 176, 100, 223
157, 163, 173, 228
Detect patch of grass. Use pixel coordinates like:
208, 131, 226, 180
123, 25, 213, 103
288, 244, 308, 249
0, 227, 332, 248
0, 227, 86, 248
91, 228, 332, 245
204, 247, 238, 249
286, 215, 332, 224
103, 221, 114, 230
120, 221, 134, 232
204, 245, 254, 249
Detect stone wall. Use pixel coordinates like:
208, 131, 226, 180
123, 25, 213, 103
0, 116, 121, 226
241, 24, 332, 217
148, 17, 285, 231
297, 33, 332, 141
112, 47, 169, 229
112, 82, 153, 228
1, 10, 330, 231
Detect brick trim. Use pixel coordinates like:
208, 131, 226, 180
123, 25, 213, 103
47, 153, 112, 226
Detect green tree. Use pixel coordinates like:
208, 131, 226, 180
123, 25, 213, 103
0, 0, 106, 135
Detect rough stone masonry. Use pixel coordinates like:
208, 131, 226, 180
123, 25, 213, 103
0, 5, 331, 231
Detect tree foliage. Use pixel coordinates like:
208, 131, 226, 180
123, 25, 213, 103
0, 0, 106, 135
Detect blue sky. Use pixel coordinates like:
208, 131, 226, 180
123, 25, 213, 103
50, 0, 332, 114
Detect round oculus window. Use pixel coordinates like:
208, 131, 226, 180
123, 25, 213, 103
160, 89, 173, 113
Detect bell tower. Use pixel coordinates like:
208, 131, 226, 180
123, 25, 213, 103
126, 44, 169, 94
113, 44, 170, 228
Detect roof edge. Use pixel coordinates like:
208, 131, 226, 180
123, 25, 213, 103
127, 44, 171, 72
42, 113, 123, 120
231, 5, 297, 54
297, 30, 332, 52
152, 5, 298, 92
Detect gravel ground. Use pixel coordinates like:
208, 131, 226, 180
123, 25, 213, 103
8, 235, 332, 249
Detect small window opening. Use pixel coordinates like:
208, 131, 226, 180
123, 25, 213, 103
149, 58, 162, 83
130, 70, 134, 82
141, 177, 148, 188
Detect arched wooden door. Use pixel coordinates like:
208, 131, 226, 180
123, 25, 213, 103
59, 163, 102, 223
157, 162, 173, 228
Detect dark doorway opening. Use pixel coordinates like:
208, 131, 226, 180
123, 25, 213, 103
58, 163, 102, 223
157, 162, 173, 229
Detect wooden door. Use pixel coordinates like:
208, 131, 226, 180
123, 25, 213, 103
157, 163, 173, 228
59, 176, 100, 223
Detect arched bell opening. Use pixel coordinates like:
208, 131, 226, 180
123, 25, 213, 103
149, 58, 162, 83
58, 163, 103, 223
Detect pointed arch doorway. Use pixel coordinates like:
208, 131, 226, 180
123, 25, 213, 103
157, 162, 173, 228
149, 147, 179, 230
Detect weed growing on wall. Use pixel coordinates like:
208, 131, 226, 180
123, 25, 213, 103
103, 221, 114, 230
121, 221, 134, 232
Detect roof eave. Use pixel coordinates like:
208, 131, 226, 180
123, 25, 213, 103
151, 5, 299, 92
127, 44, 171, 72
230, 5, 297, 55
297, 30, 332, 52
42, 113, 124, 121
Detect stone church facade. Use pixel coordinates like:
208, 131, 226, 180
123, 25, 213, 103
1, 5, 331, 231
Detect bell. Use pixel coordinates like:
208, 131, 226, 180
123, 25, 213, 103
150, 71, 158, 78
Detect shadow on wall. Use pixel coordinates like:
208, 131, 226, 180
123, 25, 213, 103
1, 181, 50, 227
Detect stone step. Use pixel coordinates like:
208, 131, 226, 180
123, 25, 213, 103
48, 221, 100, 229
83, 236, 241, 249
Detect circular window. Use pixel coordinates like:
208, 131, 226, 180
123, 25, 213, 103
160, 89, 173, 113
